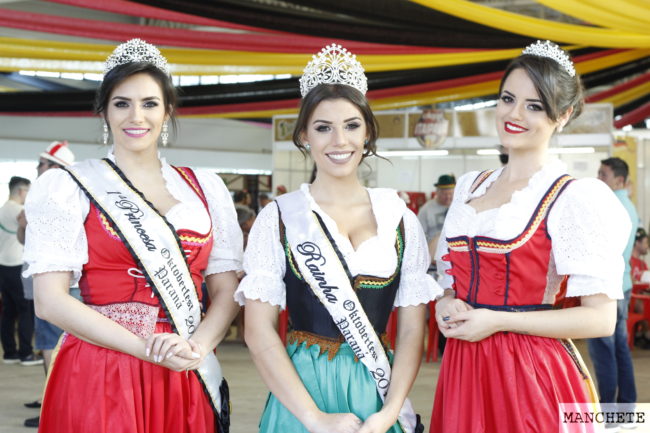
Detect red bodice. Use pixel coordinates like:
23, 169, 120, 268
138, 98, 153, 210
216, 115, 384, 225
78, 167, 214, 312
445, 173, 574, 309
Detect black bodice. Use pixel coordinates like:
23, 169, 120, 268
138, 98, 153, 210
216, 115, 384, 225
280, 213, 405, 340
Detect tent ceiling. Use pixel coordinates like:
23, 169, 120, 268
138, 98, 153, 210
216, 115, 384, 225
0, 0, 647, 127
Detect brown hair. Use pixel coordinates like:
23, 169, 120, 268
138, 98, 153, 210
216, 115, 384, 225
95, 62, 178, 140
292, 84, 379, 160
499, 53, 584, 127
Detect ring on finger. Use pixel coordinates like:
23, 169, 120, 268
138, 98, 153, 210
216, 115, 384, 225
442, 315, 451, 322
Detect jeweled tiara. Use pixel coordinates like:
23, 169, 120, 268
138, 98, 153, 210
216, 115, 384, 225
104, 38, 170, 76
522, 40, 576, 77
299, 44, 368, 97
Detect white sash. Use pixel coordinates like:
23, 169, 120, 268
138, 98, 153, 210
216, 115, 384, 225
65, 159, 225, 422
276, 190, 418, 432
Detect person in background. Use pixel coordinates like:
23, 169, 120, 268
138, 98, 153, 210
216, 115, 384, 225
17, 141, 76, 429
275, 184, 287, 196
498, 144, 509, 166
588, 156, 638, 418
431, 41, 629, 433
630, 227, 650, 349
630, 227, 648, 284
236, 206, 256, 249
238, 44, 439, 433
0, 176, 38, 366
234, 189, 254, 213
417, 174, 455, 271
259, 193, 272, 209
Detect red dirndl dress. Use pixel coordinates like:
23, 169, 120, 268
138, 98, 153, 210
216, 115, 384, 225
431, 174, 598, 433
39, 167, 218, 433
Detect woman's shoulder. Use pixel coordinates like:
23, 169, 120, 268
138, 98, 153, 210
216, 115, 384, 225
30, 165, 82, 197
560, 177, 617, 207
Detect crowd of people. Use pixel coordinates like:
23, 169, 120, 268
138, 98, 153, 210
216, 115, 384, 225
0, 37, 646, 433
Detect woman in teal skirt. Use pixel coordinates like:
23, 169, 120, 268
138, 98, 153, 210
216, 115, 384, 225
235, 44, 440, 433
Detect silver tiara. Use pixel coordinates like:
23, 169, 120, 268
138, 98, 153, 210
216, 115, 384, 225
522, 40, 575, 77
299, 44, 368, 97
104, 38, 170, 76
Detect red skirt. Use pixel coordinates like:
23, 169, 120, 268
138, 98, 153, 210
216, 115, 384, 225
430, 333, 597, 433
40, 322, 216, 433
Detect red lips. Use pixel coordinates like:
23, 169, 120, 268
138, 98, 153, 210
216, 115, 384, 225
504, 122, 528, 134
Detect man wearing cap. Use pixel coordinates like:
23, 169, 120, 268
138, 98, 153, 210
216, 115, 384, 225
417, 174, 456, 266
17, 141, 75, 428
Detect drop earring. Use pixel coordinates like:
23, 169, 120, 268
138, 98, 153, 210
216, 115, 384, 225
304, 142, 311, 152
161, 121, 169, 147
102, 121, 109, 145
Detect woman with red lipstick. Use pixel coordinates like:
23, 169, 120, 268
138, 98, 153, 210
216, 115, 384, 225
21, 39, 241, 433
430, 41, 630, 433
237, 45, 439, 433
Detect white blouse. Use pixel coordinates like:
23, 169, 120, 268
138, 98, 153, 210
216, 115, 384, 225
23, 152, 243, 286
435, 159, 630, 300
235, 184, 442, 309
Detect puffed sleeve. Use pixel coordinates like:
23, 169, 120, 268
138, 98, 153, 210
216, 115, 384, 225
23, 168, 90, 286
195, 171, 243, 275
394, 209, 443, 307
548, 178, 630, 299
234, 202, 287, 308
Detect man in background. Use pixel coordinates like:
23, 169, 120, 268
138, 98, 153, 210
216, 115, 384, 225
589, 157, 638, 422
417, 174, 456, 268
0, 176, 37, 366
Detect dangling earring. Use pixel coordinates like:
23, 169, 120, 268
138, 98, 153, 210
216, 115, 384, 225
102, 121, 109, 145
304, 142, 311, 152
557, 123, 564, 133
364, 138, 369, 146
161, 121, 169, 147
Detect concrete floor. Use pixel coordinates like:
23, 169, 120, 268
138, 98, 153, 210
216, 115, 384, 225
1, 338, 648, 433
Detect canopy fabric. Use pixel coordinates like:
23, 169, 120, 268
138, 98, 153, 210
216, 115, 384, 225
0, 0, 646, 127
410, 0, 650, 47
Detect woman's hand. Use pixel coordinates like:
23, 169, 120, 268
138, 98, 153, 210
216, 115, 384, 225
145, 333, 200, 368
435, 295, 473, 336
442, 308, 503, 342
304, 411, 363, 433
357, 410, 398, 433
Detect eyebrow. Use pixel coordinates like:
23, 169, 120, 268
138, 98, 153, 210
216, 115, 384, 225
110, 96, 161, 101
312, 116, 362, 124
502, 90, 542, 103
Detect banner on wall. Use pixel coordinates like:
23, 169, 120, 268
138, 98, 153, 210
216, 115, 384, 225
412, 109, 449, 148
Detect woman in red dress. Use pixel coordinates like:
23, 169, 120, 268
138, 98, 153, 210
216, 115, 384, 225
430, 41, 631, 433
22, 39, 242, 433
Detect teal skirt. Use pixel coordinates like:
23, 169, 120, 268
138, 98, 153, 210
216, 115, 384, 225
258, 339, 403, 432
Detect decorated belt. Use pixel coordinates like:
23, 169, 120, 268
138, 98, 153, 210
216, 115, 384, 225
466, 301, 553, 312
89, 302, 159, 338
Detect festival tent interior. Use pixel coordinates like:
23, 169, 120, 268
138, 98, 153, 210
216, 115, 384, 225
0, 0, 649, 216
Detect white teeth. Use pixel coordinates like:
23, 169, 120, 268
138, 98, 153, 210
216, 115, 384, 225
125, 129, 147, 133
328, 152, 352, 160
507, 123, 525, 132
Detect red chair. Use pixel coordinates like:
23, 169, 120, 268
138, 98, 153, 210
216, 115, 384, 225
278, 308, 289, 345
628, 283, 650, 349
426, 301, 440, 362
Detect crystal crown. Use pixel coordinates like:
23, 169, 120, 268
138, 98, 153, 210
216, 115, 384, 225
522, 40, 575, 77
299, 44, 368, 97
104, 38, 170, 76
